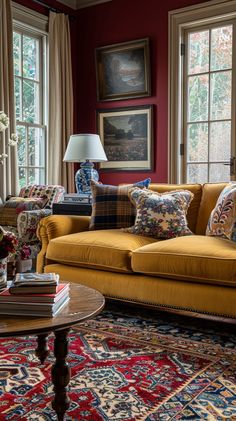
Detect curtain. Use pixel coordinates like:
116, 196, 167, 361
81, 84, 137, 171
0, 0, 18, 200
48, 11, 74, 192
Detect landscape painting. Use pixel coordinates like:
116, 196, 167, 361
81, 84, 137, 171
96, 38, 151, 101
97, 106, 153, 171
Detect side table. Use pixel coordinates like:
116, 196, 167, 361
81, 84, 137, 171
52, 202, 92, 216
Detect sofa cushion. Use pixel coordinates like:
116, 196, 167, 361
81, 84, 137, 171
132, 235, 236, 286
206, 183, 236, 241
89, 178, 151, 230
148, 183, 202, 233
195, 183, 227, 235
0, 196, 48, 226
46, 229, 156, 273
124, 188, 193, 239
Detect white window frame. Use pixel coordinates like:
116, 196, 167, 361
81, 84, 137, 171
12, 2, 48, 185
169, 0, 236, 183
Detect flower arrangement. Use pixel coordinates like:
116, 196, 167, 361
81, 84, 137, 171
0, 111, 18, 165
0, 226, 18, 259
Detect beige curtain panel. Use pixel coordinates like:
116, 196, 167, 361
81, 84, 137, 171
0, 0, 18, 200
48, 11, 74, 192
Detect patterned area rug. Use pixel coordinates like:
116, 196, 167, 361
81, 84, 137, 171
0, 303, 236, 420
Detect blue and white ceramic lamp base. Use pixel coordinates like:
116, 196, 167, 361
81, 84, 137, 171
75, 161, 99, 194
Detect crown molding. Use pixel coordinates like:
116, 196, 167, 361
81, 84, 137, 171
58, 0, 112, 9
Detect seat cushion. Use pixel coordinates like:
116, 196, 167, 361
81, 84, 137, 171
0, 197, 48, 226
132, 235, 236, 286
46, 229, 157, 273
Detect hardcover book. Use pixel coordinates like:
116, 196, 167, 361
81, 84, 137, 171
0, 283, 69, 303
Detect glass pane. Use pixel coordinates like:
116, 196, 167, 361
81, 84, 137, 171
14, 77, 22, 121
28, 127, 45, 166
28, 168, 45, 185
13, 32, 21, 76
209, 121, 231, 162
209, 163, 230, 182
22, 80, 39, 123
187, 163, 208, 183
23, 35, 39, 80
188, 74, 209, 122
16, 125, 26, 166
19, 167, 27, 189
210, 71, 231, 120
188, 30, 209, 74
211, 26, 232, 71
187, 123, 208, 162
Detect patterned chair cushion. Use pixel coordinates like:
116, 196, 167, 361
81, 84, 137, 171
206, 182, 236, 241
124, 188, 194, 239
19, 184, 65, 209
0, 197, 48, 227
89, 178, 151, 230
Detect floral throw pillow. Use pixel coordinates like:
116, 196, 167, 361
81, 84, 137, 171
124, 188, 194, 239
206, 183, 236, 241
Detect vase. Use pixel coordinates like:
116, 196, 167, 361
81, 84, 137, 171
0, 258, 7, 290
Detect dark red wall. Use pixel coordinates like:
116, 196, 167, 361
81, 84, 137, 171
75, 0, 208, 185
14, 0, 209, 186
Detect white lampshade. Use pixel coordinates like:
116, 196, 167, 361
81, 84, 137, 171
63, 134, 107, 162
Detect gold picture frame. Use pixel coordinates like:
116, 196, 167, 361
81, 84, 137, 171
95, 38, 151, 101
97, 105, 153, 171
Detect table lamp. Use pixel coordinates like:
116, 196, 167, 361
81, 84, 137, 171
63, 134, 107, 194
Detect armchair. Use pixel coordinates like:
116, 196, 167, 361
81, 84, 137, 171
0, 184, 65, 271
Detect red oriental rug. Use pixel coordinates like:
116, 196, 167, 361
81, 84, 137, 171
0, 304, 236, 420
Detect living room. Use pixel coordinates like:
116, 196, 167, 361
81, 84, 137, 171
1, 0, 236, 419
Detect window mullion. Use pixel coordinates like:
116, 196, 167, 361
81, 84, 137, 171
208, 29, 211, 182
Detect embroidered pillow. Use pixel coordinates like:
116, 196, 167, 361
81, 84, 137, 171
124, 188, 193, 239
89, 178, 151, 230
0, 196, 48, 227
206, 183, 236, 241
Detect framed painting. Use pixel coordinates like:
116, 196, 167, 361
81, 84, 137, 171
97, 105, 153, 171
95, 38, 151, 101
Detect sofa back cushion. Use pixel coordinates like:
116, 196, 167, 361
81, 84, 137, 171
147, 183, 202, 233
195, 183, 228, 235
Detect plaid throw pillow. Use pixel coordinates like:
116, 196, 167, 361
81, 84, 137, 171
89, 179, 151, 230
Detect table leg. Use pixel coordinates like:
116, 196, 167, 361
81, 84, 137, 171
36, 334, 49, 364
51, 328, 71, 421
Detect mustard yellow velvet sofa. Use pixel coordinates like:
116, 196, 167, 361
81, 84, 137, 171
36, 182, 236, 319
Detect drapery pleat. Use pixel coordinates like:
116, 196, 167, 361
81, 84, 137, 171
0, 0, 18, 199
48, 11, 74, 192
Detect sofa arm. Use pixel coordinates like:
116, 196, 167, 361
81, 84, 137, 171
36, 215, 91, 273
17, 208, 52, 242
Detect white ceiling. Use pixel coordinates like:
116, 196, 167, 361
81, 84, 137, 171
57, 0, 112, 9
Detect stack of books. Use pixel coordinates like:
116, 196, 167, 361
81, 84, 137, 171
62, 193, 92, 204
0, 273, 70, 317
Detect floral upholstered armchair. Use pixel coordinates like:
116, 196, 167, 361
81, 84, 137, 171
0, 184, 65, 268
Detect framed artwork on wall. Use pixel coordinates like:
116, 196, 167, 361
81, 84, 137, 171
95, 38, 151, 101
97, 105, 153, 171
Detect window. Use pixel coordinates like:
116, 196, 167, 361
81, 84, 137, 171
185, 23, 234, 183
169, 0, 236, 184
13, 20, 47, 188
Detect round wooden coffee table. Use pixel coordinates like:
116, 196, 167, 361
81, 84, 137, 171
0, 283, 105, 420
